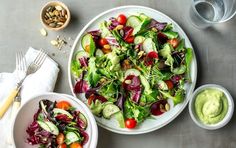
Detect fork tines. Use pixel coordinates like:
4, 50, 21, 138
34, 49, 47, 67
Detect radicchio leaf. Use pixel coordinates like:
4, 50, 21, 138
148, 19, 167, 31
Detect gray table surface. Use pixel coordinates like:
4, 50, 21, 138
1, 0, 236, 148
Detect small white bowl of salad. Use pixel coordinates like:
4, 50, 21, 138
12, 92, 98, 148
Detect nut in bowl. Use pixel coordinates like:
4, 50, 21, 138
189, 84, 234, 130
12, 93, 98, 148
40, 1, 71, 31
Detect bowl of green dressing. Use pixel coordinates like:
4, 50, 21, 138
189, 84, 234, 130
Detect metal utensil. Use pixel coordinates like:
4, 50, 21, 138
0, 50, 47, 119
0, 52, 26, 119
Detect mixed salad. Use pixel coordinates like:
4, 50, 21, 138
71, 13, 193, 129
26, 100, 88, 148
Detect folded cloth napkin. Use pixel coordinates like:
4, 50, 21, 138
0, 47, 60, 147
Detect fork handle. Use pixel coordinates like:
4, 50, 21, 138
0, 88, 19, 119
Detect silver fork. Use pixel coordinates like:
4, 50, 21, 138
0, 50, 47, 119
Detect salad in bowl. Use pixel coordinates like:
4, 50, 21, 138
71, 12, 193, 129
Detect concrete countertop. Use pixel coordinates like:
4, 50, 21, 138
0, 0, 236, 148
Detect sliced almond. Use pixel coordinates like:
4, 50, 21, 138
40, 28, 47, 36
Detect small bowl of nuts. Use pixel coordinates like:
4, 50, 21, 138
40, 1, 71, 31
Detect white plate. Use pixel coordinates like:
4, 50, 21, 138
13, 92, 98, 148
68, 5, 197, 135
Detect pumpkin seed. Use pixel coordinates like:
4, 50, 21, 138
55, 5, 63, 11
49, 23, 56, 27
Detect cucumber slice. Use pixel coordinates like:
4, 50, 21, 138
81, 34, 92, 50
139, 75, 152, 94
134, 36, 145, 45
126, 16, 142, 29
37, 120, 59, 135
53, 108, 73, 119
102, 104, 120, 119
78, 112, 87, 129
115, 111, 125, 128
75, 51, 88, 62
125, 68, 141, 77
142, 38, 157, 53
81, 33, 96, 56
65, 132, 80, 145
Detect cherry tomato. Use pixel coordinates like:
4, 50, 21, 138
117, 14, 127, 25
147, 51, 158, 59
88, 94, 95, 105
99, 38, 108, 47
125, 36, 134, 43
125, 118, 137, 129
167, 38, 179, 48
165, 80, 174, 90
70, 142, 83, 148
85, 45, 90, 53
57, 143, 67, 148
56, 101, 71, 110
56, 133, 65, 145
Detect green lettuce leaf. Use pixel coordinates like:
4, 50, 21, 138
86, 57, 101, 87
159, 89, 185, 105
71, 60, 82, 78
185, 48, 193, 82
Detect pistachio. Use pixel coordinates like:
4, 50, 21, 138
49, 11, 54, 16
55, 5, 63, 11
51, 40, 58, 46
165, 103, 170, 111
45, 12, 51, 18
40, 28, 47, 36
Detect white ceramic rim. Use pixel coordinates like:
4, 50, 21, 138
12, 92, 98, 148
68, 5, 198, 135
189, 84, 234, 130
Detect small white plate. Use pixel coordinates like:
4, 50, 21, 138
189, 84, 234, 130
12, 92, 98, 148
68, 5, 198, 134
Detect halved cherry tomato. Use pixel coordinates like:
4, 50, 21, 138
56, 101, 71, 110
56, 133, 65, 145
70, 142, 83, 148
165, 80, 174, 90
85, 45, 90, 53
57, 143, 67, 148
88, 94, 95, 105
117, 14, 127, 25
125, 118, 137, 129
167, 38, 179, 48
99, 38, 108, 47
147, 51, 158, 59
125, 36, 134, 43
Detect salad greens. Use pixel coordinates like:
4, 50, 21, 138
72, 13, 193, 129
26, 100, 88, 147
